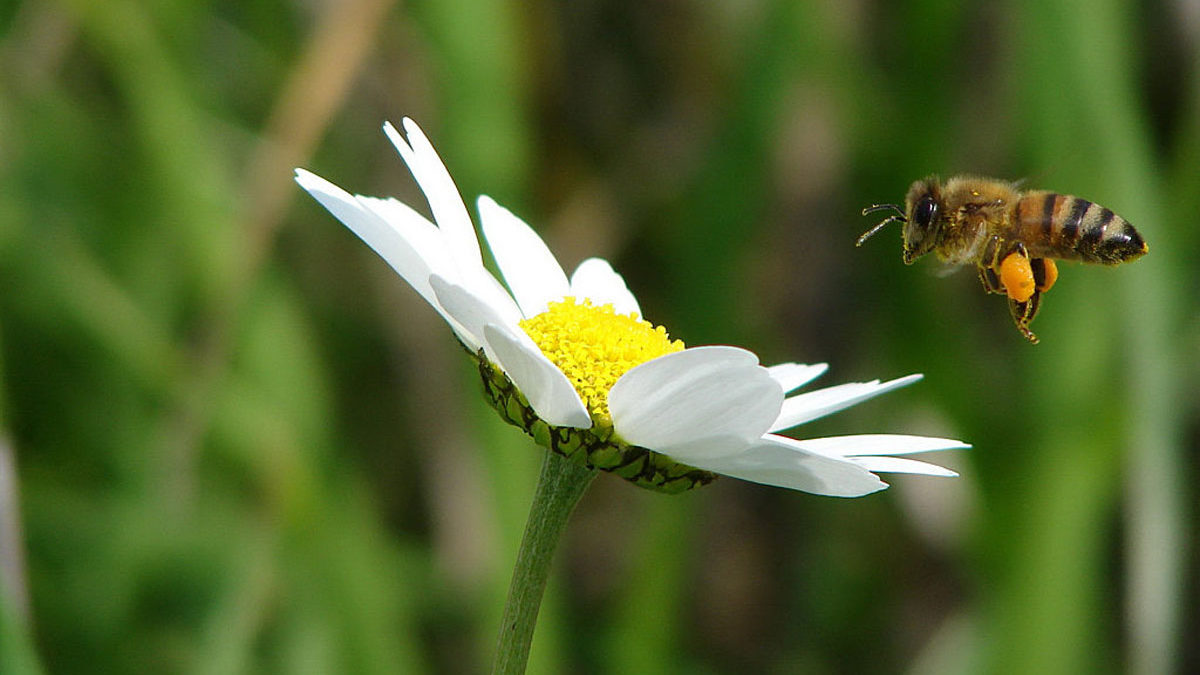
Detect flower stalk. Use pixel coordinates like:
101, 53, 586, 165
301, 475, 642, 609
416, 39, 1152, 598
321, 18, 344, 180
493, 451, 596, 675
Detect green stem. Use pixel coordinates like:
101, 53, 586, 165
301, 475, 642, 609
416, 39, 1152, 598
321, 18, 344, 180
492, 451, 596, 675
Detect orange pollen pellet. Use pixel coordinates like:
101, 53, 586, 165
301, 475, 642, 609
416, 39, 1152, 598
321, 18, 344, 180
1037, 259, 1058, 292
999, 253, 1035, 303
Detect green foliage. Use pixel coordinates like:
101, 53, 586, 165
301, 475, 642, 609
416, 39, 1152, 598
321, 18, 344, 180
0, 0, 1194, 672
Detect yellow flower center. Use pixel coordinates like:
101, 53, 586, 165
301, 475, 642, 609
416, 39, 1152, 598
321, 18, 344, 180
519, 297, 685, 421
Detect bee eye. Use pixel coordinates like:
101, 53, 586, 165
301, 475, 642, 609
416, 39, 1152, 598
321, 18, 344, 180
914, 196, 939, 228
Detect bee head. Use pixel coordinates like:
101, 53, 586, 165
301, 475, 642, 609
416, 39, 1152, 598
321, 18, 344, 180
900, 177, 943, 264
857, 176, 945, 262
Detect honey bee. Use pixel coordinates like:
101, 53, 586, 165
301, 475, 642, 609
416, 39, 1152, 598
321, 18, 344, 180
858, 175, 1148, 343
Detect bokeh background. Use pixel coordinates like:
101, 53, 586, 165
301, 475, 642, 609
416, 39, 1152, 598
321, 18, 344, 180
1, 0, 1196, 673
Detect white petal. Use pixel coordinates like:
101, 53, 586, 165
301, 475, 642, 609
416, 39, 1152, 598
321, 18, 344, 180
383, 119, 483, 269
295, 169, 475, 345
354, 195, 460, 283
460, 265, 529, 332
482, 324, 592, 429
430, 275, 522, 359
797, 434, 970, 457
569, 258, 641, 317
609, 346, 782, 460
478, 195, 569, 318
688, 436, 887, 497
766, 362, 829, 393
771, 374, 923, 432
848, 455, 959, 477
295, 171, 439, 289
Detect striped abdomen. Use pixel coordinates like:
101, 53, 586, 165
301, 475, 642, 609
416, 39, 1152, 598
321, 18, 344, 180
1015, 191, 1148, 264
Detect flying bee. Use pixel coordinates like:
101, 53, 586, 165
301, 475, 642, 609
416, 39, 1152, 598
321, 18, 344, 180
857, 175, 1148, 343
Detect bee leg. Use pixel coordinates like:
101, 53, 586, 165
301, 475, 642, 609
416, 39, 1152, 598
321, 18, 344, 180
977, 265, 1005, 294
1031, 258, 1058, 293
1008, 291, 1042, 344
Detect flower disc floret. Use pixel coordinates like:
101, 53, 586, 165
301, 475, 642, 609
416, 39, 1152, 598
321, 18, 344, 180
474, 350, 720, 494
519, 298, 684, 421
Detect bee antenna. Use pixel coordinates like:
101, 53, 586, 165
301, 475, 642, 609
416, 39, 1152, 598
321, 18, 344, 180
861, 203, 904, 217
856, 204, 906, 247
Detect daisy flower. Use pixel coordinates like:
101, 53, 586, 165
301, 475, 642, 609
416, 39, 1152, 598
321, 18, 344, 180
295, 118, 966, 497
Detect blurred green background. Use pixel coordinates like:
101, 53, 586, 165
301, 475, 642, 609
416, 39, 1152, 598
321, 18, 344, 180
0, 0, 1195, 672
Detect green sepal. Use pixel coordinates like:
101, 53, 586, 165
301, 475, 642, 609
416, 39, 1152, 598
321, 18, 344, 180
474, 352, 717, 493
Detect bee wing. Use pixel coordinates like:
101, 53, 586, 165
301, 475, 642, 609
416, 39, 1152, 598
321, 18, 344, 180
931, 261, 965, 278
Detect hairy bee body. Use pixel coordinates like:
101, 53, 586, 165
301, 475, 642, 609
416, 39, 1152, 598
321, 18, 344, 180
859, 175, 1148, 343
